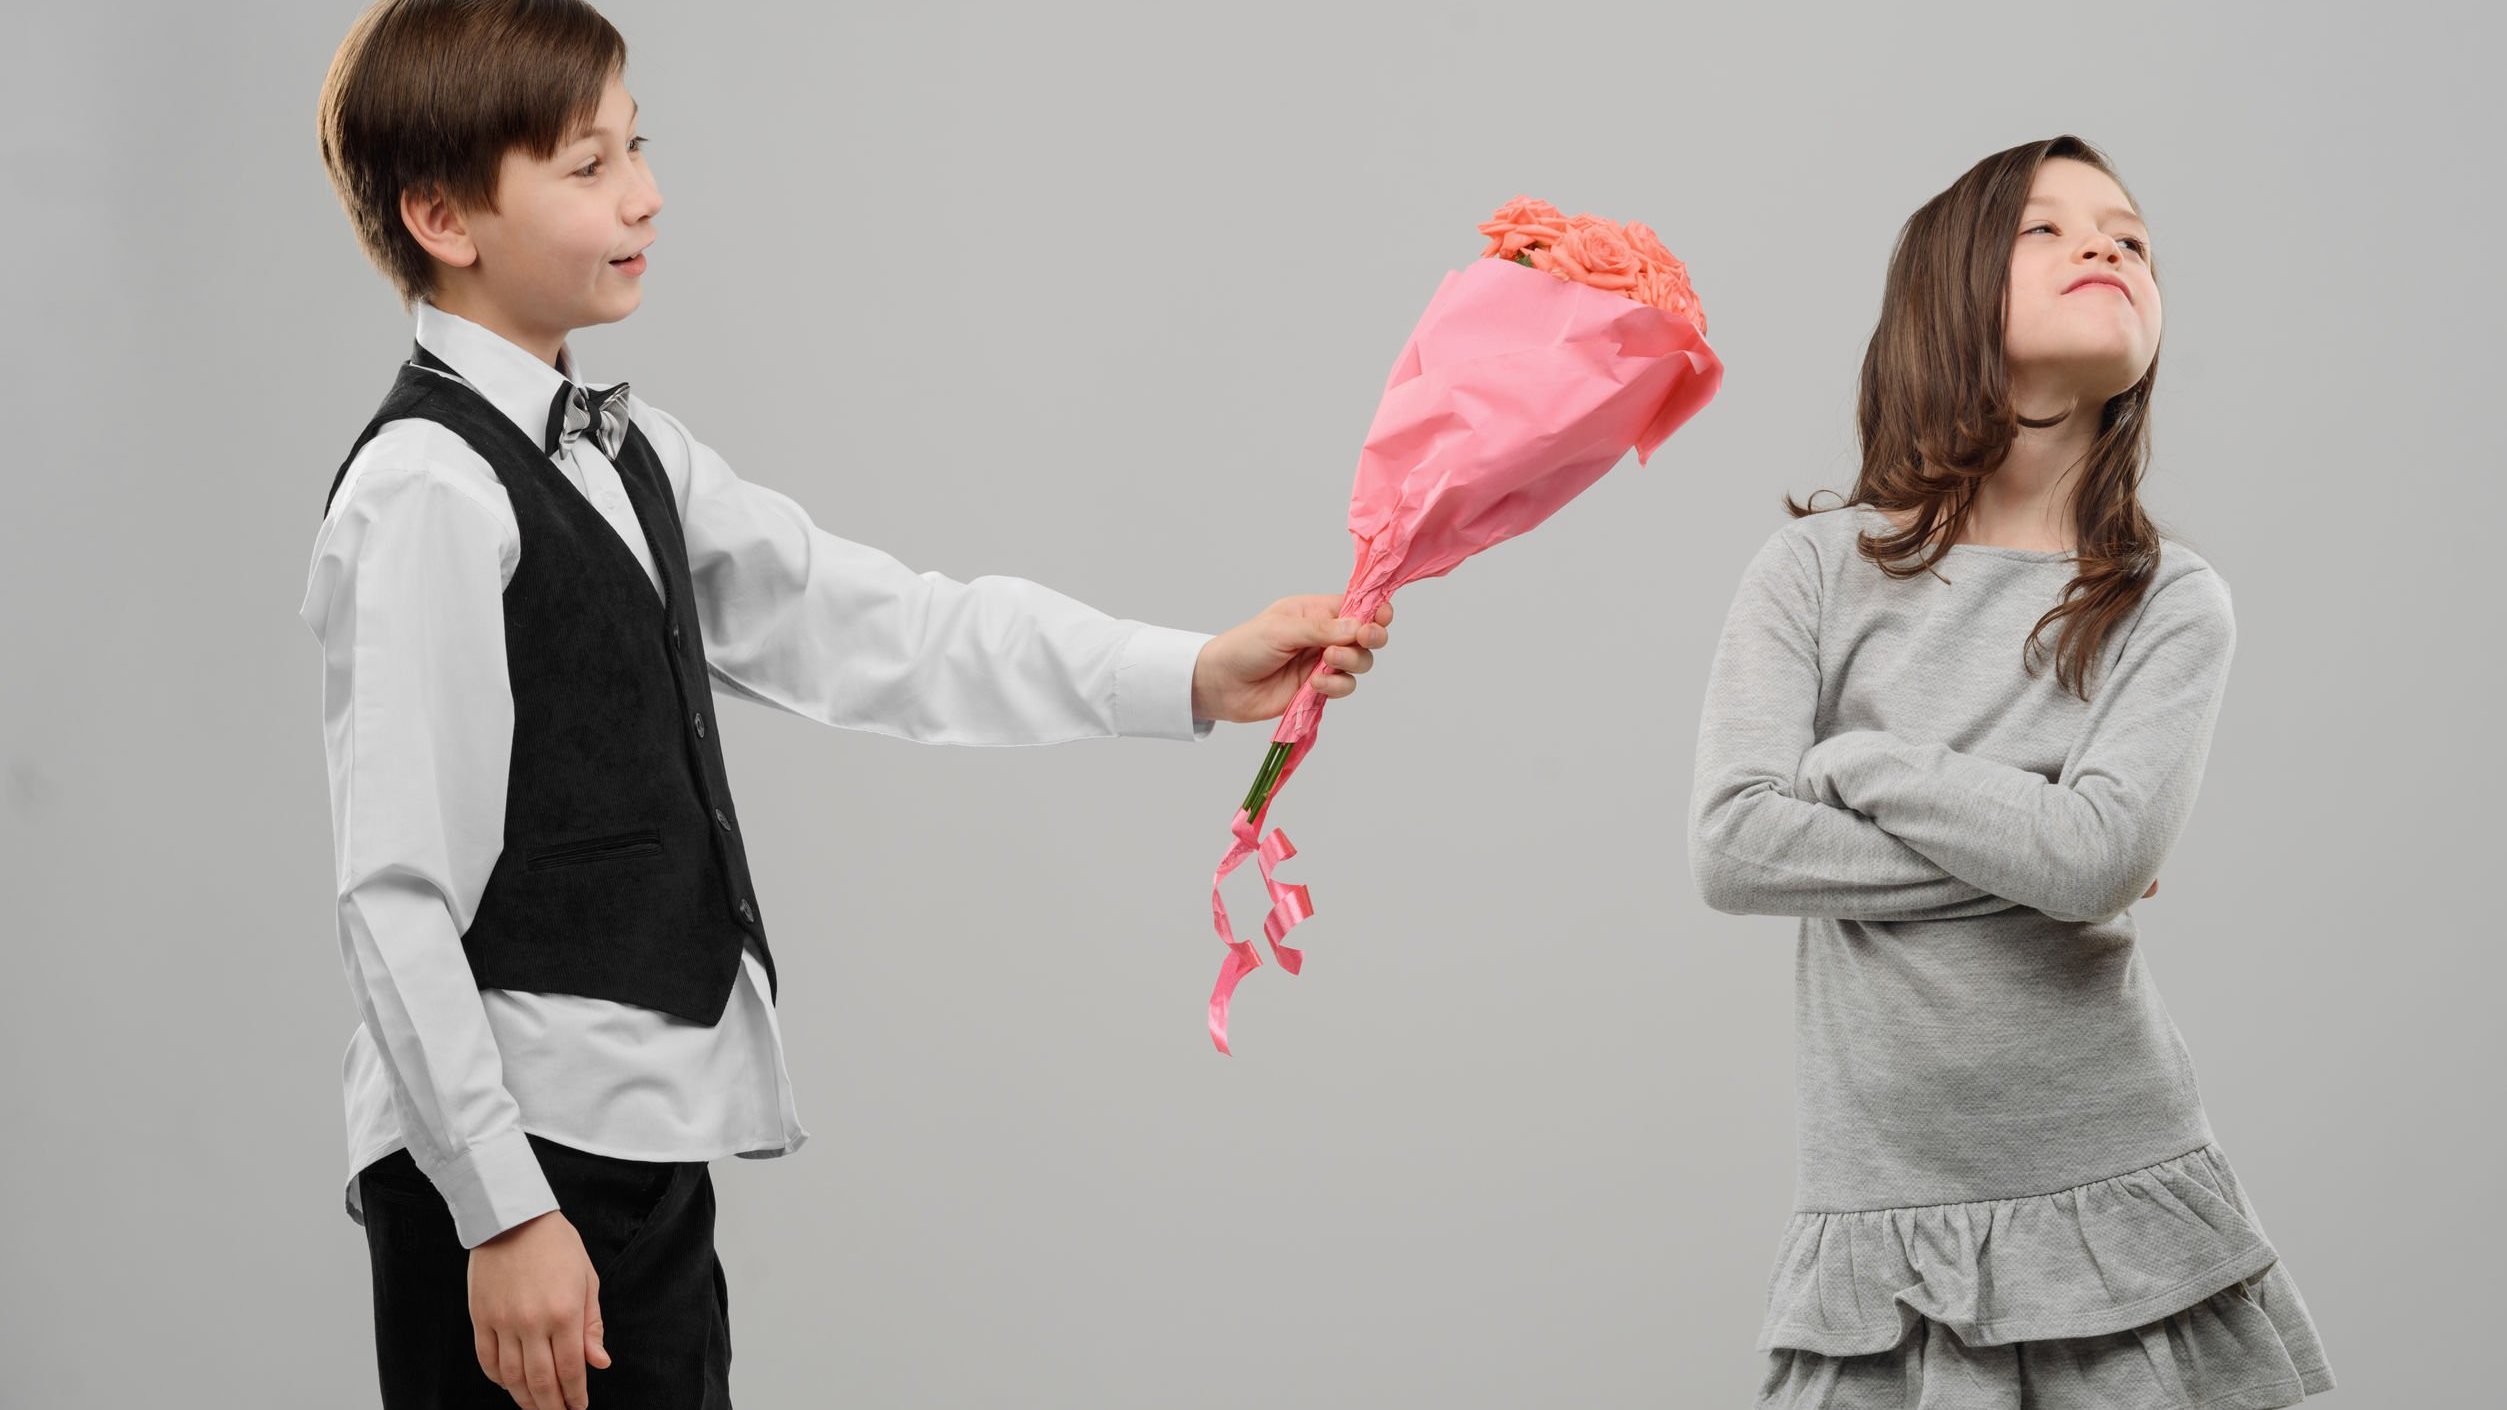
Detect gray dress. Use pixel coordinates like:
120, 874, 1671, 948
1689, 503, 2336, 1408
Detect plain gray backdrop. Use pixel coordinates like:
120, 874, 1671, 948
3, 1, 2496, 1405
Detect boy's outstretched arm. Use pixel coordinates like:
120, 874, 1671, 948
637, 401, 1387, 743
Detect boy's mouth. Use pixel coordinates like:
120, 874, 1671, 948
610, 245, 650, 274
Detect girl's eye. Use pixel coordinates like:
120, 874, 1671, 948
2024, 221, 2148, 255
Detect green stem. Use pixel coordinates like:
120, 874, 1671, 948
1238, 741, 1294, 820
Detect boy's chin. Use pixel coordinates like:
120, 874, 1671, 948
578, 290, 643, 327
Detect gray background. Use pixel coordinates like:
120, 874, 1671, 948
3, 1, 2496, 1404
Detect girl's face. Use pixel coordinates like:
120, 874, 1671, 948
2002, 157, 2160, 407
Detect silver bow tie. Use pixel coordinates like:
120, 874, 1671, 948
543, 378, 631, 460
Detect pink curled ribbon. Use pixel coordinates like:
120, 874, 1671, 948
1206, 572, 1382, 1054
1207, 774, 1317, 1055
1205, 563, 1397, 1054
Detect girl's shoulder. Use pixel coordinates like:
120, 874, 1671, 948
1778, 501, 2227, 588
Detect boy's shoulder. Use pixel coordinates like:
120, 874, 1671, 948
328, 415, 515, 534
625, 393, 696, 462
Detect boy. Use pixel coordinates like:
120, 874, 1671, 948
305, 3, 1393, 1406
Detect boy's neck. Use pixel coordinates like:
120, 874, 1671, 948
427, 286, 574, 372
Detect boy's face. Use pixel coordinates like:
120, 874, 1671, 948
410, 70, 660, 359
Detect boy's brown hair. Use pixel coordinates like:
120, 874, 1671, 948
317, 0, 626, 310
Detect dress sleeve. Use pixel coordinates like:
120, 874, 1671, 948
1688, 528, 2015, 922
1794, 565, 2236, 925
301, 461, 559, 1249
633, 402, 1214, 746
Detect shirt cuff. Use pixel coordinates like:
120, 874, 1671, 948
424, 1127, 561, 1249
1112, 622, 1215, 741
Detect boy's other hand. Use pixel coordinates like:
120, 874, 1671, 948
1191, 596, 1396, 724
470, 1210, 609, 1410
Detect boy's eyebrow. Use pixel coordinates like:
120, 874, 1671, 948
2023, 196, 2145, 228
567, 97, 640, 145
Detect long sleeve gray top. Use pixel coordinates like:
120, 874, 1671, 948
1688, 502, 2292, 1356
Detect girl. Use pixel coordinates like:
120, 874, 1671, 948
1687, 136, 2337, 1408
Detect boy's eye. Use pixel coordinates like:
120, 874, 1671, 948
575, 138, 649, 178
2023, 221, 2148, 255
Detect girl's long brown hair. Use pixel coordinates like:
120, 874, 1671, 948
1786, 134, 2167, 702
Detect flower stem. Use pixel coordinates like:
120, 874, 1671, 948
1238, 741, 1294, 820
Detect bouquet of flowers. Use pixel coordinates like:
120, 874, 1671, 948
1205, 196, 1725, 1053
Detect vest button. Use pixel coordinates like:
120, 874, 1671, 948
714, 807, 732, 832
737, 898, 755, 923
692, 710, 706, 738
669, 619, 682, 644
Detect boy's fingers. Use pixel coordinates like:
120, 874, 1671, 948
496, 1330, 526, 1404
585, 1287, 609, 1367
1268, 617, 1337, 652
526, 1331, 570, 1410
556, 1318, 591, 1410
1307, 616, 1363, 646
1271, 600, 1389, 647
520, 1334, 554, 1410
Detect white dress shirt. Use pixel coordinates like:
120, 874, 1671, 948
301, 301, 1214, 1249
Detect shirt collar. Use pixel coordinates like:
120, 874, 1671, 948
411, 300, 601, 455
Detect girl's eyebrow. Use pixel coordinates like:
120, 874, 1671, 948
2024, 198, 2147, 229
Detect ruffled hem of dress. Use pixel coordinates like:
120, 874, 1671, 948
1756, 1142, 2284, 1356
1758, 1261, 2338, 1410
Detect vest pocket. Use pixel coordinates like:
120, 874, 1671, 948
527, 828, 664, 870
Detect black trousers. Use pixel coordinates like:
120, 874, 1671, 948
358, 1132, 731, 1408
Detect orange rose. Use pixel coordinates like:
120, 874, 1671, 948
1634, 266, 1709, 337
1546, 214, 1644, 291
1478, 195, 1567, 260
1623, 220, 1683, 275
1481, 199, 1708, 335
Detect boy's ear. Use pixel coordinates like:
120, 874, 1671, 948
399, 181, 479, 270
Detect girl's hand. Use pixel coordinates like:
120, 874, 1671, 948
1190, 596, 1395, 724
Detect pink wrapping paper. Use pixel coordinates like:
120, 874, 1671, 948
1209, 254, 1724, 1052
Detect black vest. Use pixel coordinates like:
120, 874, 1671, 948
325, 346, 779, 1024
